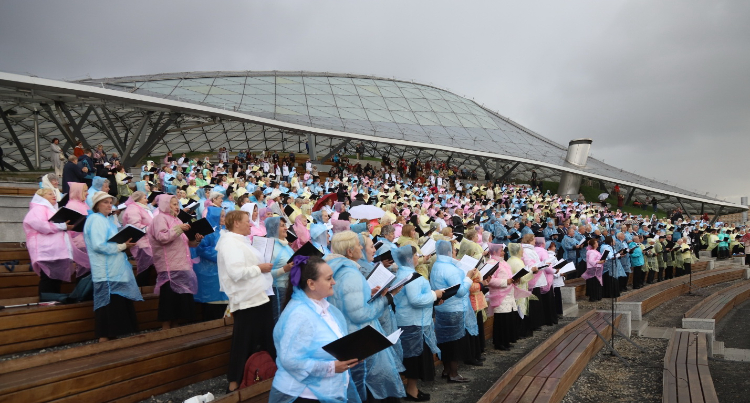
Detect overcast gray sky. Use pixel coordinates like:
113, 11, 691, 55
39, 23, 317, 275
1, 0, 748, 202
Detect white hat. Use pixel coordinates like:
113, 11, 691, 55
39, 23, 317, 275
91, 191, 114, 207
103, 162, 111, 167
269, 189, 282, 199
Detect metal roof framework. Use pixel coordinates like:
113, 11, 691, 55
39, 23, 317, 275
0, 71, 743, 216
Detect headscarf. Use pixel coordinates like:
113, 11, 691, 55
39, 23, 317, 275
265, 216, 283, 239
240, 202, 260, 227
205, 206, 222, 230
331, 219, 350, 234
488, 242, 505, 260
311, 211, 324, 224
435, 239, 452, 256
392, 244, 415, 269
66, 182, 89, 215
508, 243, 523, 258
156, 194, 177, 215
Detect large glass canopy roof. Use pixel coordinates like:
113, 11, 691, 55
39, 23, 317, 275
0, 70, 743, 215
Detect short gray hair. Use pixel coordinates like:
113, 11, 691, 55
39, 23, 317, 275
380, 224, 395, 236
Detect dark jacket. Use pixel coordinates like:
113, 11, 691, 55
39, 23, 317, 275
62, 161, 87, 193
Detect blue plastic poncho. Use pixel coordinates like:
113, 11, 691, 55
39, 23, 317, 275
194, 207, 228, 303
269, 288, 361, 403
616, 238, 632, 274
326, 255, 406, 400
310, 223, 331, 255
350, 222, 368, 234
86, 177, 107, 208
429, 240, 477, 344
629, 241, 644, 266
84, 212, 143, 310
266, 216, 294, 320
311, 211, 324, 224
392, 245, 440, 359
356, 233, 374, 277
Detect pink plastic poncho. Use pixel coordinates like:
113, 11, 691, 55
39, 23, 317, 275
534, 238, 555, 293
121, 200, 154, 274
583, 248, 604, 286
240, 203, 266, 241
290, 213, 311, 251
65, 183, 91, 276
22, 194, 73, 281
147, 194, 197, 295
486, 244, 533, 309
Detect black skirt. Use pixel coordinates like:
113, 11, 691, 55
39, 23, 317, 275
530, 288, 545, 329
437, 332, 469, 362
402, 341, 435, 381
539, 289, 557, 326
227, 301, 276, 383
201, 303, 227, 321
95, 294, 138, 339
158, 281, 196, 322
554, 287, 563, 315
466, 311, 485, 361
586, 277, 603, 301
493, 311, 517, 348
602, 272, 620, 298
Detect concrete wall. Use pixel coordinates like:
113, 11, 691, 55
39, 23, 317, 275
0, 195, 31, 243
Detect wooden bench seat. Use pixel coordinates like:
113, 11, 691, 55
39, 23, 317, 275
663, 330, 718, 403
0, 247, 31, 264
0, 286, 160, 356
0, 318, 232, 403
477, 310, 620, 403
617, 266, 748, 320
0, 187, 37, 196
682, 279, 750, 332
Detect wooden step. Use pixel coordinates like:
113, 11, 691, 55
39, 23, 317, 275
0, 318, 232, 403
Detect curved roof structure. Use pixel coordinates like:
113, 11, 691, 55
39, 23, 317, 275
0, 70, 744, 215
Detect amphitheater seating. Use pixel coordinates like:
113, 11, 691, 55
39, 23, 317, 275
212, 379, 273, 403
662, 330, 718, 403
0, 186, 37, 196
682, 279, 750, 331
617, 266, 748, 321
477, 310, 620, 403
0, 318, 232, 403
0, 286, 160, 357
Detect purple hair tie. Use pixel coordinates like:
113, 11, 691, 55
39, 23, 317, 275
289, 255, 310, 287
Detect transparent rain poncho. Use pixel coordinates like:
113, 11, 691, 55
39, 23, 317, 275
325, 255, 406, 400
309, 223, 331, 255
429, 240, 478, 344
86, 176, 107, 208
269, 288, 362, 403
265, 216, 295, 288
147, 194, 198, 295
356, 234, 404, 363
193, 206, 228, 303
391, 245, 440, 359
84, 212, 143, 310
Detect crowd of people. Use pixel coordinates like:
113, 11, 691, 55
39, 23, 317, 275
22, 146, 749, 403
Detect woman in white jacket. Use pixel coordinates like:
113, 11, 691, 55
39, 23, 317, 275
216, 209, 275, 392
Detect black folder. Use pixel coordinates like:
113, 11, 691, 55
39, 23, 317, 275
178, 209, 194, 224
372, 250, 393, 263
108, 224, 147, 244
601, 250, 610, 260
147, 191, 163, 204
70, 216, 87, 232
184, 218, 214, 241
322, 325, 398, 361
509, 232, 520, 240
512, 268, 529, 281
48, 207, 85, 225
480, 262, 500, 280
286, 241, 325, 263
284, 204, 295, 217
434, 283, 461, 305
373, 241, 384, 251
286, 228, 298, 243
643, 245, 654, 252
59, 193, 69, 207
553, 260, 568, 270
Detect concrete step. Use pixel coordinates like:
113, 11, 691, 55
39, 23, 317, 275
713, 340, 725, 356
562, 303, 578, 317
631, 319, 649, 337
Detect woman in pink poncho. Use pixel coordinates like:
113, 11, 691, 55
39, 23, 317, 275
486, 243, 531, 351
533, 237, 558, 326
583, 238, 605, 302
147, 194, 204, 329
121, 190, 155, 286
22, 188, 74, 295
65, 182, 92, 278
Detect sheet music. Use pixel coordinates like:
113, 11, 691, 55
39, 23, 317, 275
251, 236, 275, 264
366, 263, 395, 290
386, 328, 403, 344
479, 261, 498, 278
577, 237, 586, 246
420, 238, 436, 256
458, 255, 479, 274
558, 262, 577, 274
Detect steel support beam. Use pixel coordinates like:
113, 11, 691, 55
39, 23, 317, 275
306, 133, 317, 161
624, 187, 637, 205
0, 106, 34, 170
57, 103, 94, 150
33, 109, 40, 169
121, 112, 153, 166
318, 138, 351, 163
40, 103, 78, 152
497, 161, 521, 183
677, 198, 692, 220
709, 206, 724, 226
92, 108, 124, 155
700, 203, 705, 215
125, 113, 179, 167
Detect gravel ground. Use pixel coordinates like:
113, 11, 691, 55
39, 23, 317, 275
139, 316, 578, 403
707, 358, 750, 402
644, 280, 740, 328
562, 337, 668, 403
715, 297, 750, 349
